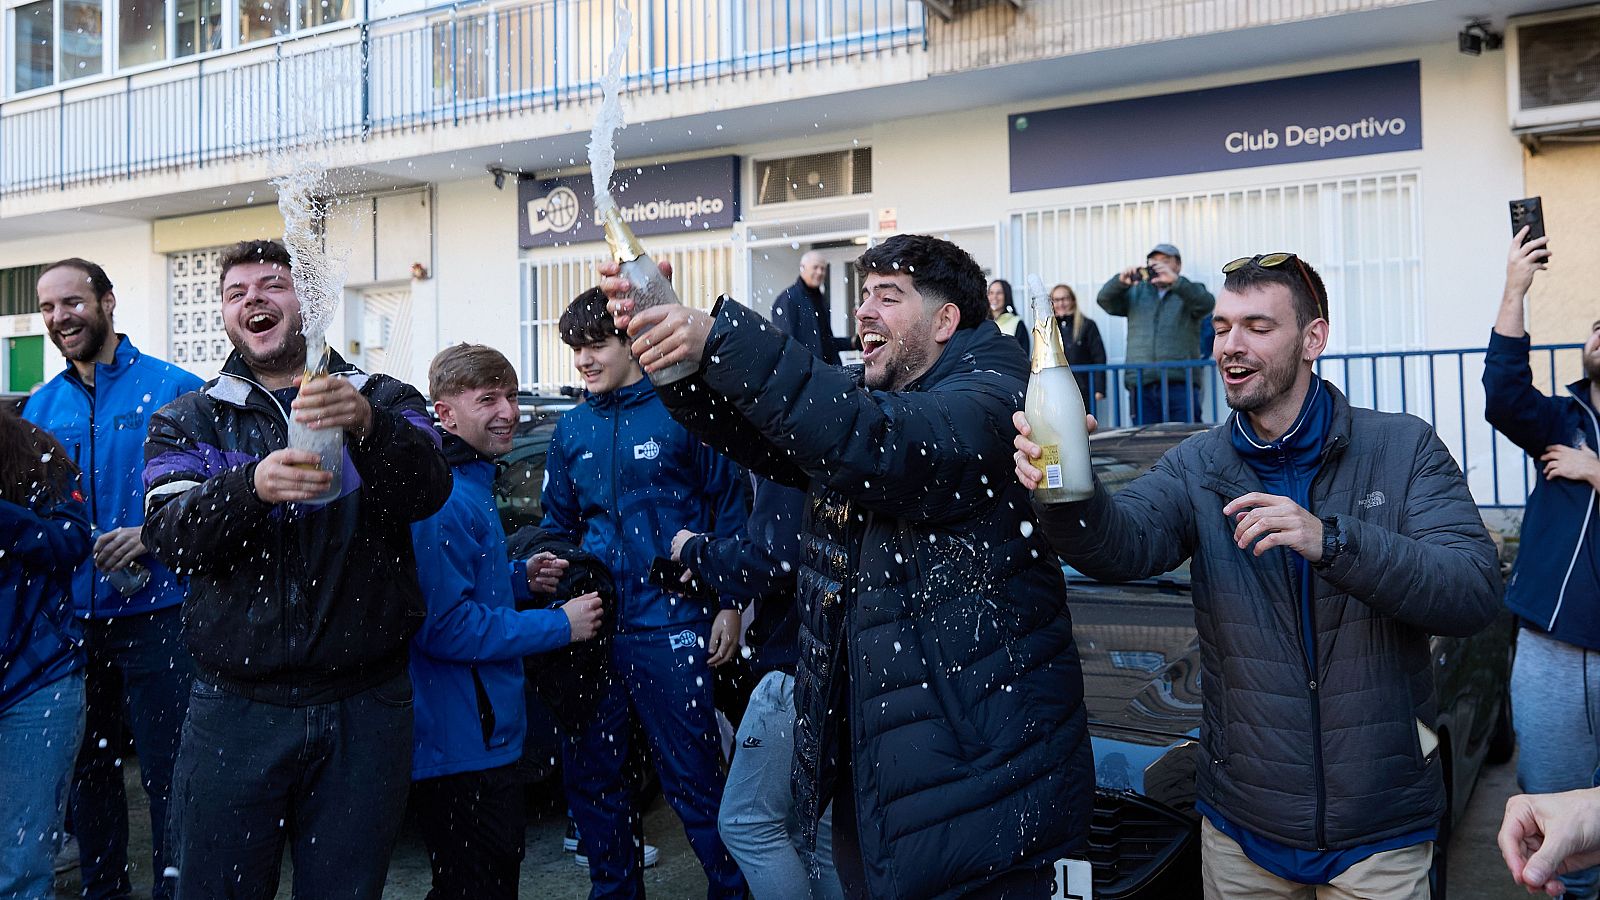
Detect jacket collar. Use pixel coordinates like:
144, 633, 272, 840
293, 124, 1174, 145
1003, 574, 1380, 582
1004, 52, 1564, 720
1568, 379, 1600, 418
794, 276, 825, 304
1202, 377, 1353, 491
210, 347, 366, 410
440, 429, 495, 468
585, 374, 654, 411
903, 318, 1029, 393
65, 334, 140, 389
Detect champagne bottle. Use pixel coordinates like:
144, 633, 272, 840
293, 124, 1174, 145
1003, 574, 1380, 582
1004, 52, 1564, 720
600, 205, 699, 385
285, 333, 342, 505
1023, 274, 1093, 503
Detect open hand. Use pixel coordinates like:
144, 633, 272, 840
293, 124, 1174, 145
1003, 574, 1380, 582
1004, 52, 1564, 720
1541, 444, 1600, 489
253, 449, 333, 504
1223, 493, 1323, 561
563, 591, 605, 643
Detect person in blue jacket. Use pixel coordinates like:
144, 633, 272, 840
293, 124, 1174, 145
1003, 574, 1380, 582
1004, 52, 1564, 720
1485, 227, 1600, 899
410, 343, 605, 899
22, 259, 202, 900
0, 404, 92, 900
541, 287, 750, 900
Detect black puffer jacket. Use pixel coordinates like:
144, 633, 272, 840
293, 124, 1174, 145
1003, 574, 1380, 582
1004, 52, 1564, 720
1035, 384, 1502, 849
659, 299, 1092, 898
142, 351, 451, 706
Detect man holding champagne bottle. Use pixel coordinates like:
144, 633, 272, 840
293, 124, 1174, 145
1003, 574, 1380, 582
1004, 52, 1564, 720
600, 233, 1093, 899
1015, 252, 1502, 898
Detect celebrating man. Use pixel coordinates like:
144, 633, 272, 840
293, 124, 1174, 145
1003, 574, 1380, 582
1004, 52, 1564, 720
602, 233, 1092, 898
142, 239, 452, 899
1019, 252, 1501, 897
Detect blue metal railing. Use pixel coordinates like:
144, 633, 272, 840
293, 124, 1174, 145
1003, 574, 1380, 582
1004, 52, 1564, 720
1074, 343, 1587, 509
0, 0, 925, 194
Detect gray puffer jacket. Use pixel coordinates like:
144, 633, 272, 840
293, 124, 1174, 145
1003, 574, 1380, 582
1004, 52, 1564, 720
1035, 384, 1501, 850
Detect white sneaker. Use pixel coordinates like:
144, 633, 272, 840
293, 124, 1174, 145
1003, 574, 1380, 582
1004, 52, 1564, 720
575, 843, 659, 869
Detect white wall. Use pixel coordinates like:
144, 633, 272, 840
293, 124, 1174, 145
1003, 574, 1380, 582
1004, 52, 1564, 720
428, 178, 521, 374
0, 224, 165, 380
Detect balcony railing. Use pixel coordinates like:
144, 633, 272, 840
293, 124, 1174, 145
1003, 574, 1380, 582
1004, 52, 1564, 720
0, 0, 925, 195
1075, 343, 1586, 509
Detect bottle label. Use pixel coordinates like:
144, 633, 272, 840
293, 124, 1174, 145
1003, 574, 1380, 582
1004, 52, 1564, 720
1039, 444, 1063, 489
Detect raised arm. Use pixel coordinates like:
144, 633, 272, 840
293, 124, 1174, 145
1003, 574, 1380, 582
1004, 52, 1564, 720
1484, 231, 1565, 457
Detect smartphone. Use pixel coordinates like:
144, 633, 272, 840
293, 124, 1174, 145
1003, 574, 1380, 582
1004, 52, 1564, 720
1510, 197, 1546, 244
648, 556, 715, 601
1137, 266, 1155, 282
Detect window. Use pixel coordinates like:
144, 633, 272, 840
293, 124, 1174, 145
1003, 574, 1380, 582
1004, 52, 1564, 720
0, 263, 47, 317
12, 1, 54, 91
61, 0, 103, 78
238, 0, 289, 44
298, 0, 351, 30
174, 0, 223, 57
119, 0, 167, 67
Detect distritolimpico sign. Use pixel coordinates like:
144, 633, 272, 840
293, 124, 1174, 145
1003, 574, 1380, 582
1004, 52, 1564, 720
1008, 61, 1422, 192
519, 155, 741, 249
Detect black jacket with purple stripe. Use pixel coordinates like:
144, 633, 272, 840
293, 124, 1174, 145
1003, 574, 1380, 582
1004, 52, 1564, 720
141, 351, 451, 706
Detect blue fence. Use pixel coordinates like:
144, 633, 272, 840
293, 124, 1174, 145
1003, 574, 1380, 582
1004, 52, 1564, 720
0, 0, 925, 194
1074, 343, 1586, 509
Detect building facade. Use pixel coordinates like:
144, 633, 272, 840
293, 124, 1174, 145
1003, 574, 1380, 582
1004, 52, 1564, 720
0, 0, 1594, 502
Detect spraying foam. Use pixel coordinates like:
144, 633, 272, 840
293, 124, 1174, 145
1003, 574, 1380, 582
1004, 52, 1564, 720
588, 4, 634, 216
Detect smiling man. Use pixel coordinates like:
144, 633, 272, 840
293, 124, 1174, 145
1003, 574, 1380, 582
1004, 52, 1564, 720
22, 258, 202, 900
540, 287, 749, 900
601, 233, 1093, 899
140, 239, 452, 900
1016, 252, 1502, 898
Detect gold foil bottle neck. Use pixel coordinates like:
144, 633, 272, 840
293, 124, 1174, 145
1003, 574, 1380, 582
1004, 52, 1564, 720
600, 205, 646, 263
1029, 295, 1071, 374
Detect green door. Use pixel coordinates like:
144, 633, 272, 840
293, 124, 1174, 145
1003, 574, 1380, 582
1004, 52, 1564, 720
7, 334, 43, 392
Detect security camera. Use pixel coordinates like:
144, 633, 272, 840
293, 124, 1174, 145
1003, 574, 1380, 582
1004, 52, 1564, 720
487, 165, 508, 190
1458, 20, 1503, 56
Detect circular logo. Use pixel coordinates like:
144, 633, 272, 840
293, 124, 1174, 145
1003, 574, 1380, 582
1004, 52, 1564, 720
1015, 116, 1029, 131
546, 186, 580, 233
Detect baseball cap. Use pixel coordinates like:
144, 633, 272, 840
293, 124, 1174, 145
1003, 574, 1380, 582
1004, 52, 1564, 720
1148, 243, 1181, 260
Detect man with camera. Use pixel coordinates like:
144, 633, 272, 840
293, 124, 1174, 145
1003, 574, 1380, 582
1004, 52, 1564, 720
1097, 242, 1214, 424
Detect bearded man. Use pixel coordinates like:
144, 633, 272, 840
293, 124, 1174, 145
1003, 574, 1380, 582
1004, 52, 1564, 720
1016, 252, 1502, 898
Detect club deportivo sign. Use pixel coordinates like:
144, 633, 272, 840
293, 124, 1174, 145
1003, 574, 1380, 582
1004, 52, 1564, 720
1009, 62, 1422, 191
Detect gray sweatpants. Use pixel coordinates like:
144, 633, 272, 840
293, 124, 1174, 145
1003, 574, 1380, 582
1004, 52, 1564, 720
1513, 627, 1600, 899
718, 670, 843, 900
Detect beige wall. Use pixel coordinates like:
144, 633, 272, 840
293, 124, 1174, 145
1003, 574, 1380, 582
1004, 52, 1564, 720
1524, 141, 1600, 362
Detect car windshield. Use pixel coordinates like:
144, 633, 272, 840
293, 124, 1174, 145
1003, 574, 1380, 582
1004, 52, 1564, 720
1066, 424, 1202, 589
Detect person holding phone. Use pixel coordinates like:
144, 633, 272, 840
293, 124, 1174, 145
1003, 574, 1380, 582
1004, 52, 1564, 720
1485, 223, 1600, 899
540, 287, 749, 899
1097, 243, 1214, 425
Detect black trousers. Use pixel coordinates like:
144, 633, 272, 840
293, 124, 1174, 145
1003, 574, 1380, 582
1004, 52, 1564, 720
412, 764, 526, 900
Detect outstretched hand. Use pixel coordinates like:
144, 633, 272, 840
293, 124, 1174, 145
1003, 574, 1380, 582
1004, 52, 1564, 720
1499, 788, 1600, 895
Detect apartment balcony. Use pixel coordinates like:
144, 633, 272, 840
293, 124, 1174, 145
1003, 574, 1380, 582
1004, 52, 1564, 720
0, 0, 925, 206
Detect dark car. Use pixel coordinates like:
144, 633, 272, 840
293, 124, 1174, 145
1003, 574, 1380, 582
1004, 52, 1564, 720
492, 389, 576, 532
1073, 423, 1515, 900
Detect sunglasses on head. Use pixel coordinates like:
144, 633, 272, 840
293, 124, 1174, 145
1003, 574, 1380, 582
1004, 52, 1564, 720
1222, 252, 1327, 321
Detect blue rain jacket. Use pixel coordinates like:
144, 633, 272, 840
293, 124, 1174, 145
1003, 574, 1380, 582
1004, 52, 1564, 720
410, 432, 572, 781
540, 377, 749, 632
24, 337, 202, 618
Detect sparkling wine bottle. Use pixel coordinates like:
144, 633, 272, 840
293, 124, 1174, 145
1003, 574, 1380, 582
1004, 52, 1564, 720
600, 205, 699, 386
1022, 274, 1094, 503
285, 334, 342, 505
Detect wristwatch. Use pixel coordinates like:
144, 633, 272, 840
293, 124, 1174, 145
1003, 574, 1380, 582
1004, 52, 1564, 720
1314, 515, 1346, 568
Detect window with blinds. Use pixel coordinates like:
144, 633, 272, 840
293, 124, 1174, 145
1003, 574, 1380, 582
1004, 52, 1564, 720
519, 239, 735, 389
0, 263, 47, 317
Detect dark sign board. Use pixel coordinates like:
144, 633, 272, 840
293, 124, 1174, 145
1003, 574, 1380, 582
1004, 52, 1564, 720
1009, 62, 1422, 192
519, 155, 740, 249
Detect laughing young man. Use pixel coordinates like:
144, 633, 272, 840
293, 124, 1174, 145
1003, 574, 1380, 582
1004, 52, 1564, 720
540, 287, 749, 899
23, 258, 202, 900
141, 239, 452, 900
1017, 252, 1502, 898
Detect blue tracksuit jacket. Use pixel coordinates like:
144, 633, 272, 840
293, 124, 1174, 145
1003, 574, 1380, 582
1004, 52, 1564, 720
540, 377, 749, 631
0, 484, 91, 714
1484, 329, 1600, 647
24, 337, 202, 619
409, 432, 572, 781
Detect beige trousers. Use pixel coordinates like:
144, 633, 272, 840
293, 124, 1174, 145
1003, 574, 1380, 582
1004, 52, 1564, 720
1200, 818, 1433, 900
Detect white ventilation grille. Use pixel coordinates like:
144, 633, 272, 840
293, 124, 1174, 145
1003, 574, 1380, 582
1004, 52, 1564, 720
1509, 6, 1600, 133
753, 148, 872, 205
